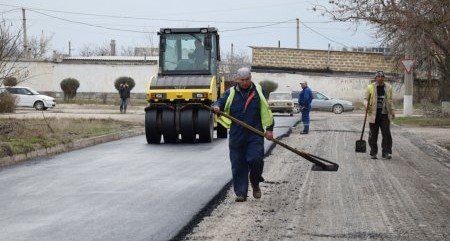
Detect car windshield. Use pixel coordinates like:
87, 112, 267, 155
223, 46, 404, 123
269, 93, 292, 100
314, 92, 329, 100
27, 88, 39, 95
161, 33, 211, 73
8, 87, 38, 95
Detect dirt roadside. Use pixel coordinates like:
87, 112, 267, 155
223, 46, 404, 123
0, 104, 146, 124
183, 113, 450, 241
0, 104, 145, 166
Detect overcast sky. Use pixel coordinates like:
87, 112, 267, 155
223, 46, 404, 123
0, 0, 379, 57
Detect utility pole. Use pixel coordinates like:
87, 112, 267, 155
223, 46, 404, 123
68, 41, 73, 56
296, 18, 300, 49
278, 40, 281, 48
327, 43, 331, 69
230, 43, 234, 60
22, 8, 29, 59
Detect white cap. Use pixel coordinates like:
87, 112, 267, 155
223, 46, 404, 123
300, 80, 307, 84
237, 67, 251, 79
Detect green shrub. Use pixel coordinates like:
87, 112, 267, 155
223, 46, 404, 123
114, 77, 135, 91
60, 78, 80, 100
259, 80, 278, 99
3, 77, 18, 86
0, 91, 17, 113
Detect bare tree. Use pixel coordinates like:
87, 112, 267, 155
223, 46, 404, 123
314, 0, 450, 101
146, 32, 159, 56
220, 51, 251, 83
80, 43, 111, 56
79, 45, 94, 57
120, 46, 135, 56
0, 20, 28, 87
28, 31, 54, 59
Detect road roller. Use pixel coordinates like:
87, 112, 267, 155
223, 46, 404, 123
145, 27, 228, 143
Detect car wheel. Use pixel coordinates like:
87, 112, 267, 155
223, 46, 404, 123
34, 101, 45, 110
332, 104, 344, 114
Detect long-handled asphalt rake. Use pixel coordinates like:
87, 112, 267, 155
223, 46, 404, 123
355, 94, 371, 153
212, 108, 339, 172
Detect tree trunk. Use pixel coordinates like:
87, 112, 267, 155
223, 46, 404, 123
440, 59, 450, 102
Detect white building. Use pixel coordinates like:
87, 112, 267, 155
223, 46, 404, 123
11, 56, 159, 100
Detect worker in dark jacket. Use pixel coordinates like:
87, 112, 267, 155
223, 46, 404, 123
213, 67, 274, 202
298, 81, 313, 134
119, 82, 130, 113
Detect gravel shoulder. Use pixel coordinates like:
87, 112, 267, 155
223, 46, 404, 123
184, 113, 450, 241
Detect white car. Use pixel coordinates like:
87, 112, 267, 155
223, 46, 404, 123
268, 92, 295, 116
0, 86, 56, 110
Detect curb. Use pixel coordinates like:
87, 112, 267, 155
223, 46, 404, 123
0, 128, 144, 168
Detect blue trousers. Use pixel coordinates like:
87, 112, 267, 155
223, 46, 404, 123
120, 98, 128, 112
229, 137, 265, 197
301, 110, 310, 133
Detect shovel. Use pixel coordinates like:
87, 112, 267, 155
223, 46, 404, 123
209, 107, 339, 172
356, 94, 371, 153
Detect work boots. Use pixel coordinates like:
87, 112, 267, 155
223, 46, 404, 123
252, 184, 262, 199
382, 153, 392, 159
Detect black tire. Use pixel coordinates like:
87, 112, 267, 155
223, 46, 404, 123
145, 109, 162, 144
162, 109, 178, 143
332, 104, 344, 114
34, 101, 44, 110
180, 109, 196, 143
197, 109, 213, 142
216, 123, 228, 139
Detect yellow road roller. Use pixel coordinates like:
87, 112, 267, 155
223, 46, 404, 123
145, 27, 228, 143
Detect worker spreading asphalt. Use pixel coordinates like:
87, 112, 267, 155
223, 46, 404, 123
183, 112, 450, 241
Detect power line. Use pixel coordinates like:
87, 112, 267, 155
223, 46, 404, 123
152, 1, 304, 16
0, 3, 331, 24
29, 9, 297, 35
222, 19, 296, 32
299, 20, 349, 47
18, 6, 300, 36
0, 7, 20, 14
1, 3, 351, 49
29, 9, 155, 34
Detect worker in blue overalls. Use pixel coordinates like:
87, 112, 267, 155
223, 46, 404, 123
213, 67, 275, 202
298, 81, 313, 134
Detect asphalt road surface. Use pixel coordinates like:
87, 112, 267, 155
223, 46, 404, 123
185, 112, 450, 240
0, 115, 298, 241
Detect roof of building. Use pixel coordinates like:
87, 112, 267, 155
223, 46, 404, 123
63, 56, 159, 61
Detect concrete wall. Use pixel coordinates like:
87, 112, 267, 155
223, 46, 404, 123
13, 60, 158, 95
252, 72, 404, 102
250, 47, 407, 102
252, 47, 396, 74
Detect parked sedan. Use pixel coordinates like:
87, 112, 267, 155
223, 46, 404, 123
0, 86, 56, 110
268, 92, 294, 116
292, 90, 354, 114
